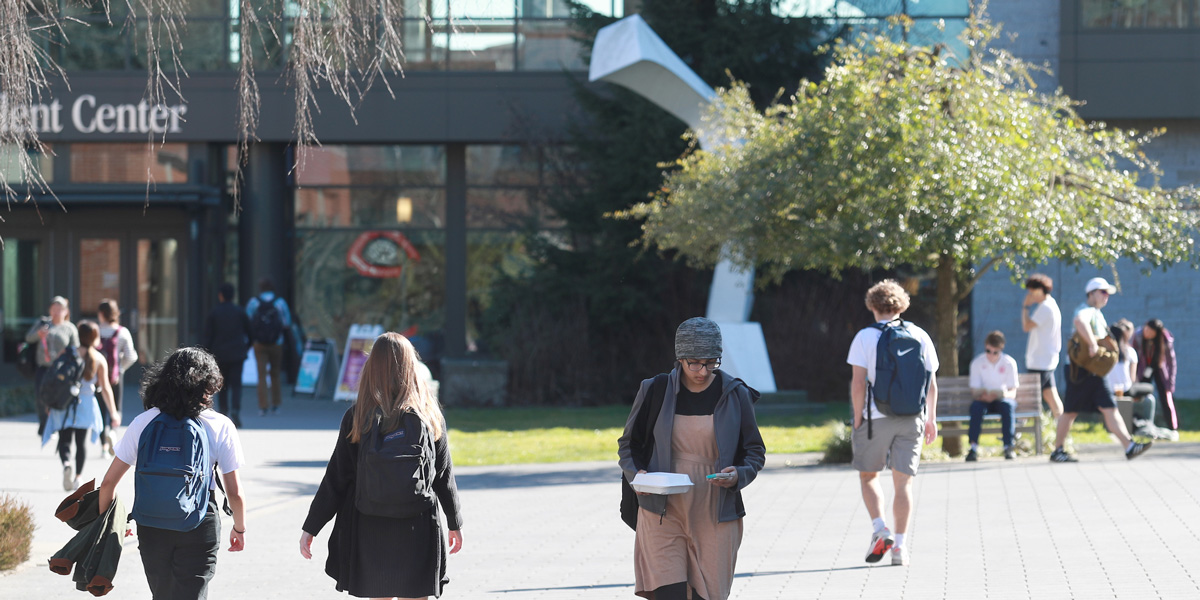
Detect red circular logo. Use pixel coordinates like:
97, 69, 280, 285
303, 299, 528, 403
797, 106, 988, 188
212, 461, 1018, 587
346, 231, 420, 279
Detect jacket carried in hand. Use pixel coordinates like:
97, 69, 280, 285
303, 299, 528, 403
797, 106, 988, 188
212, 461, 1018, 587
617, 367, 766, 524
48, 480, 128, 596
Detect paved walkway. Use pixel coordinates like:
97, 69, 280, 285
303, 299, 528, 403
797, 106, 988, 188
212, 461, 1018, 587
2, 394, 1198, 599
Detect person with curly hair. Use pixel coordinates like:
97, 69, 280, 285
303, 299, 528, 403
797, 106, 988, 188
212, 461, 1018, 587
846, 280, 939, 567
96, 347, 247, 600
300, 332, 463, 600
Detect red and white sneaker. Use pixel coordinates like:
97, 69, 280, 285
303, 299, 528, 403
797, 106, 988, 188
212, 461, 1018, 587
891, 545, 909, 566
865, 527, 894, 563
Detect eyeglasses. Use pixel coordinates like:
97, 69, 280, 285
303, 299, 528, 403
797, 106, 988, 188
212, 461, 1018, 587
985, 349, 1001, 355
684, 359, 721, 373
1097, 290, 1110, 296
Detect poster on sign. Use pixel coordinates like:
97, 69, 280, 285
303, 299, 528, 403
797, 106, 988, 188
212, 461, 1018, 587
294, 350, 325, 395
334, 324, 385, 401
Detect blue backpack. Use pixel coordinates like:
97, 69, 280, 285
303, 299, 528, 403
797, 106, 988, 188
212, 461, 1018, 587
131, 413, 226, 531
867, 320, 931, 437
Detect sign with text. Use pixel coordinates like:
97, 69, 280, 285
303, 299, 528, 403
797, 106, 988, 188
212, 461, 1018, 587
334, 324, 385, 401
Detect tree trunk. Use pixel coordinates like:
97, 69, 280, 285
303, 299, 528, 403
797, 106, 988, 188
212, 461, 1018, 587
935, 253, 960, 377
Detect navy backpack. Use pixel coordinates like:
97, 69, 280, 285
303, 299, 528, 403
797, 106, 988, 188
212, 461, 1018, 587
131, 413, 229, 531
867, 320, 931, 438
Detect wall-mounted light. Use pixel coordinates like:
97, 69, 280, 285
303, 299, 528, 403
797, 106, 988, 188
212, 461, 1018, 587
395, 196, 413, 223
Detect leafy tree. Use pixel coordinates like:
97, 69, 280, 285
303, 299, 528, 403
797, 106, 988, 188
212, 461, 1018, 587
482, 0, 831, 403
625, 14, 1200, 375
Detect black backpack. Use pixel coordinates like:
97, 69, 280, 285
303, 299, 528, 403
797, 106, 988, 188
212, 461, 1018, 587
866, 320, 931, 438
356, 410, 437, 519
249, 296, 284, 344
16, 342, 38, 379
40, 346, 85, 411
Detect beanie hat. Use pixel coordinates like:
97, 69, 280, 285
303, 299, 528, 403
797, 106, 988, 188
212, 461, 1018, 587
675, 317, 722, 360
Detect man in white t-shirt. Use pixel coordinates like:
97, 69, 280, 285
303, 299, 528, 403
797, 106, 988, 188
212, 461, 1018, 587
846, 280, 939, 567
1021, 274, 1063, 419
966, 331, 1020, 461
1051, 277, 1150, 462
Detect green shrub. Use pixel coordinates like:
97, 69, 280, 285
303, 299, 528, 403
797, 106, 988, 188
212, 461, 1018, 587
0, 494, 35, 571
0, 386, 37, 418
819, 421, 854, 464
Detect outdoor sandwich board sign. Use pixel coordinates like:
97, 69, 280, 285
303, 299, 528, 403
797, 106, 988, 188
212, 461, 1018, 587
334, 324, 384, 401
295, 350, 325, 395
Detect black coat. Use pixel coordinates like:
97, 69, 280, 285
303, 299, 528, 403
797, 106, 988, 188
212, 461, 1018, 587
201, 301, 252, 364
303, 406, 463, 598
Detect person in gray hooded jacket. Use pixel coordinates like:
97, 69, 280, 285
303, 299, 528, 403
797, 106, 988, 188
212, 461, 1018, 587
617, 317, 765, 600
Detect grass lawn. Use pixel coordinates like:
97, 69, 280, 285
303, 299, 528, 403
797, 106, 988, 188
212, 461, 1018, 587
445, 399, 1200, 466
445, 403, 846, 466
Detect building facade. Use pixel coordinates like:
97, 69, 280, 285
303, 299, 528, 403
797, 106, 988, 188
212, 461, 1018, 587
973, 0, 1200, 397
0, 0, 625, 383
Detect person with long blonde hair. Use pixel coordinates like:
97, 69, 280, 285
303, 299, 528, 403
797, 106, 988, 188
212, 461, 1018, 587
300, 332, 463, 600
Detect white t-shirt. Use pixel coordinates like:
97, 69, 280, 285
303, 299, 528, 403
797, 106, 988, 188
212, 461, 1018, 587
847, 319, 940, 419
969, 352, 1020, 394
1074, 303, 1109, 340
1025, 296, 1061, 371
1106, 345, 1138, 393
115, 408, 245, 489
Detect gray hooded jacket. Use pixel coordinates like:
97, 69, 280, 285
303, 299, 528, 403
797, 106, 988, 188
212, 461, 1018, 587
617, 367, 766, 524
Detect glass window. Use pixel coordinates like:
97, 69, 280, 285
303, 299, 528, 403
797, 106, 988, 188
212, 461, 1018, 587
906, 0, 969, 17
295, 187, 446, 228
466, 231, 534, 353
517, 19, 584, 70
58, 19, 128, 70
1081, 0, 1193, 28
2, 239, 46, 364
448, 24, 516, 71
70, 143, 189, 183
467, 145, 538, 185
0, 144, 53, 184
131, 19, 228, 71
451, 0, 516, 18
400, 18, 448, 69
467, 188, 534, 228
294, 145, 445, 186
136, 238, 179, 364
295, 229, 446, 350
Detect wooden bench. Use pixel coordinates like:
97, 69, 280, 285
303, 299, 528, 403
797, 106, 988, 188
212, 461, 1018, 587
936, 373, 1044, 455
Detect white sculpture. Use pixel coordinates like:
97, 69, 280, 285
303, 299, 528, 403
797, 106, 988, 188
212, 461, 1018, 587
590, 15, 777, 392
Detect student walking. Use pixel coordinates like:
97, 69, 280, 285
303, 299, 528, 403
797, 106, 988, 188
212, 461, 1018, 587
300, 332, 464, 600
42, 321, 120, 491
246, 278, 291, 417
966, 331, 1020, 461
97, 299, 137, 454
617, 317, 766, 600
25, 296, 80, 436
1132, 319, 1180, 432
203, 283, 253, 428
1021, 274, 1064, 419
846, 280, 938, 567
96, 347, 247, 600
1051, 278, 1150, 462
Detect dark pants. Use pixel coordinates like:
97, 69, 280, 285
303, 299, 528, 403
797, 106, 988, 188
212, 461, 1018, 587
655, 582, 706, 600
34, 366, 49, 434
1148, 371, 1179, 430
57, 427, 87, 476
968, 399, 1016, 448
97, 378, 122, 437
138, 496, 221, 600
215, 360, 244, 417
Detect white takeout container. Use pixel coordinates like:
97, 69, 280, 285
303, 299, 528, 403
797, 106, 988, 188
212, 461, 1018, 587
630, 472, 694, 495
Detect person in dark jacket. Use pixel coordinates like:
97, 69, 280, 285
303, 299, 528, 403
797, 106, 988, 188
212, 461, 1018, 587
300, 332, 464, 599
202, 283, 253, 428
1132, 319, 1180, 433
617, 317, 766, 600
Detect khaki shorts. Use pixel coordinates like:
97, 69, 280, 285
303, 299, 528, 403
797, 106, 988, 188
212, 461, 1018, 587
851, 414, 925, 476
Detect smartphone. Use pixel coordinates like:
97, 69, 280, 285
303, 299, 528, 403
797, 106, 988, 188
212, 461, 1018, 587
706, 472, 734, 480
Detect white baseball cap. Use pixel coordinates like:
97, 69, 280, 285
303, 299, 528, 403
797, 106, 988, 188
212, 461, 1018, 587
1084, 277, 1116, 295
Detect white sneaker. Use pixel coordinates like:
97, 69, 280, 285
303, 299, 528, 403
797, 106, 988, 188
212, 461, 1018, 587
62, 465, 74, 491
865, 527, 893, 563
891, 545, 909, 566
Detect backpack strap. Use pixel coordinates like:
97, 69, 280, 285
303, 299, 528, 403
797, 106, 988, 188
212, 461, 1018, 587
213, 465, 233, 517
